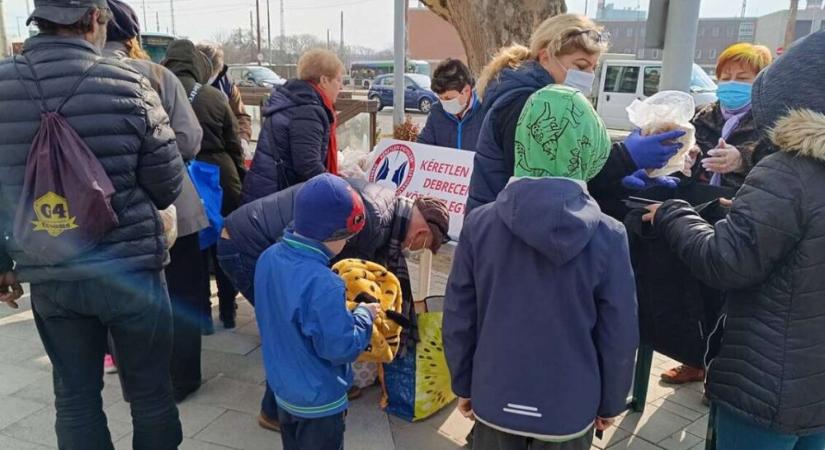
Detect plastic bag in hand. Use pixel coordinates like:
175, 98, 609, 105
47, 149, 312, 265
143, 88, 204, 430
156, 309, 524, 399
626, 91, 697, 178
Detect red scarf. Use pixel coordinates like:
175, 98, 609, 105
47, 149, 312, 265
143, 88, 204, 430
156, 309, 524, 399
310, 82, 338, 175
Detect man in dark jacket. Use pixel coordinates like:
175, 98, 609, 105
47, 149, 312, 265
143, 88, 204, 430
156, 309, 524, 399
466, 59, 685, 218
645, 31, 825, 449
164, 39, 245, 333
0, 1, 184, 449
241, 50, 345, 204
417, 58, 483, 151
217, 178, 448, 430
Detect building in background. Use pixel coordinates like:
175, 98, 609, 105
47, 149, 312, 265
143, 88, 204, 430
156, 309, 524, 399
755, 0, 824, 55
408, 7, 466, 67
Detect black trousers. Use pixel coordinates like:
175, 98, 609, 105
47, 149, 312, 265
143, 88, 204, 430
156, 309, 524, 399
31, 271, 182, 450
277, 407, 346, 450
207, 245, 238, 321
472, 421, 593, 450
166, 233, 208, 395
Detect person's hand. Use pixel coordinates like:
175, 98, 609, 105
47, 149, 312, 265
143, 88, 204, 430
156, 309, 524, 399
702, 139, 742, 175
595, 416, 615, 431
624, 129, 686, 170
359, 302, 381, 319
0, 271, 24, 309
682, 145, 702, 176
642, 203, 661, 223
457, 397, 475, 421
719, 198, 733, 208
622, 169, 679, 190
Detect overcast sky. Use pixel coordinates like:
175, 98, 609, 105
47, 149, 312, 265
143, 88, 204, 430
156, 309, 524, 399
3, 0, 792, 48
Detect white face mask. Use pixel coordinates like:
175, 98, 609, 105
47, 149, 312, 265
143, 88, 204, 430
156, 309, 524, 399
402, 235, 430, 258
441, 96, 467, 115
553, 57, 595, 96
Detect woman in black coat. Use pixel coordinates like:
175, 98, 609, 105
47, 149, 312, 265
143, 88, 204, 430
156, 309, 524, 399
644, 32, 825, 449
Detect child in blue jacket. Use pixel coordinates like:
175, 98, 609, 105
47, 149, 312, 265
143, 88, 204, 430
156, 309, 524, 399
255, 173, 379, 450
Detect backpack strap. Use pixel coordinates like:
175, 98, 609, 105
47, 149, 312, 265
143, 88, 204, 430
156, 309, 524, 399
13, 55, 102, 115
188, 82, 203, 104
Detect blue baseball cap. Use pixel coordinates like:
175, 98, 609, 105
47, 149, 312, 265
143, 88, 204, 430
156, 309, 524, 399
294, 174, 366, 242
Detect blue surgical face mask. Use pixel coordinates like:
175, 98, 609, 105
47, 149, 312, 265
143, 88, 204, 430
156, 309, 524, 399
564, 69, 596, 96
717, 81, 752, 110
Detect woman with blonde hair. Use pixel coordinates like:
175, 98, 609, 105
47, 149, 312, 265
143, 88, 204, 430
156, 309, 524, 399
659, 42, 774, 387
242, 48, 345, 203
467, 13, 688, 218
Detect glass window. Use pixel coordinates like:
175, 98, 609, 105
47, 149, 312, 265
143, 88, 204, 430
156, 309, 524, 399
637, 48, 645, 58
652, 49, 660, 59
712, 26, 720, 37
407, 74, 431, 89
604, 66, 640, 94
727, 26, 735, 37
698, 27, 705, 37
696, 49, 703, 59
382, 77, 393, 87
643, 67, 661, 97
690, 64, 717, 93
709, 48, 718, 60
627, 28, 634, 37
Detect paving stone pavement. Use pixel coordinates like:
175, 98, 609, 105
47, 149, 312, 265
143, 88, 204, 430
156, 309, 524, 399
0, 261, 711, 450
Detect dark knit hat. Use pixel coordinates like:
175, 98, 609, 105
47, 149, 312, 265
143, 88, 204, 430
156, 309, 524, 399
414, 197, 450, 253
106, 0, 140, 42
294, 174, 366, 243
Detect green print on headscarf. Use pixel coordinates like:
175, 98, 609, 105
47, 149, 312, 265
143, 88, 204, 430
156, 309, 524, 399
514, 84, 611, 182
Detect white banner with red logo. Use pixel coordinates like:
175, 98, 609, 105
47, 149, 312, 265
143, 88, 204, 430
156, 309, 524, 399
367, 139, 475, 240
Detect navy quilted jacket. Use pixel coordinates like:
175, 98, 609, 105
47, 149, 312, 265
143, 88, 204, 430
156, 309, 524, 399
241, 80, 333, 204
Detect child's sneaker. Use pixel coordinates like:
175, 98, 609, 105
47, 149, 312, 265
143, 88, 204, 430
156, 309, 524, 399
103, 354, 117, 374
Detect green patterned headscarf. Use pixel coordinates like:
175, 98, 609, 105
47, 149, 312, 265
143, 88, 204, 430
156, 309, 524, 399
514, 84, 611, 181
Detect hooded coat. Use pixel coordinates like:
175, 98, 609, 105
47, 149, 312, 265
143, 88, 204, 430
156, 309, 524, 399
444, 178, 638, 439
241, 80, 334, 204
417, 92, 483, 151
164, 40, 245, 216
654, 30, 825, 434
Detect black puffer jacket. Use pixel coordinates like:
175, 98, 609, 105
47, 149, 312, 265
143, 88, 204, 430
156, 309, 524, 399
655, 108, 825, 434
0, 36, 183, 282
164, 40, 244, 216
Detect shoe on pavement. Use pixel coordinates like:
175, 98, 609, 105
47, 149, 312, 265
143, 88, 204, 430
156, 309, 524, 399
103, 354, 118, 374
258, 411, 281, 432
660, 364, 704, 384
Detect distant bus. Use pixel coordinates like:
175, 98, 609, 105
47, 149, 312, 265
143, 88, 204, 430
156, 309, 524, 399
140, 32, 176, 63
349, 59, 430, 88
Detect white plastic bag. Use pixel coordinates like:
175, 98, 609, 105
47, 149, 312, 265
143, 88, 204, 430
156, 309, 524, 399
626, 91, 697, 177
159, 205, 178, 250
338, 146, 371, 180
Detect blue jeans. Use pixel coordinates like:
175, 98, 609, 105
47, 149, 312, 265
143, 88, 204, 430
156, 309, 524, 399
277, 406, 346, 450
717, 406, 825, 450
216, 236, 255, 303
31, 271, 182, 450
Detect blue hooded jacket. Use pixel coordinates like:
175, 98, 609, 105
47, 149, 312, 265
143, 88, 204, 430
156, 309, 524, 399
255, 231, 374, 418
417, 92, 483, 151
444, 178, 638, 439
465, 61, 554, 213
241, 79, 333, 204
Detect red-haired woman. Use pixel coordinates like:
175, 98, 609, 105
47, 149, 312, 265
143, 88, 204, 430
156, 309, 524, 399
661, 42, 773, 385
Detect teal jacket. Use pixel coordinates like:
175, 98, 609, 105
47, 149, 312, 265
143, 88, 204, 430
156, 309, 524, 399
254, 231, 374, 418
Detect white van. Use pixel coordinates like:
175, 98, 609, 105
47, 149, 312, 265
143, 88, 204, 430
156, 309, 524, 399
592, 59, 718, 130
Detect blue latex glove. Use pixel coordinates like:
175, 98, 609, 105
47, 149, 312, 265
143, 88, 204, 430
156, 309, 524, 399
624, 129, 686, 170
622, 169, 679, 190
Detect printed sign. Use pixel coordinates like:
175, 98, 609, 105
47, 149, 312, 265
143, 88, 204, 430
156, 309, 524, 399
32, 191, 78, 237
367, 139, 475, 239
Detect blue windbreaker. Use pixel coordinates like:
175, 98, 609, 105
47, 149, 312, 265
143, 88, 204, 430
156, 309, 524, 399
417, 92, 483, 151
254, 231, 374, 418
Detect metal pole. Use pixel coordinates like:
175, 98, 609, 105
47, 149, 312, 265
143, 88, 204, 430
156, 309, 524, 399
326, 29, 330, 49
16, 16, 21, 38
279, 0, 285, 53
250, 11, 255, 62
170, 0, 176, 35
659, 0, 700, 92
340, 11, 344, 51
0, 0, 7, 57
155, 11, 159, 33
392, 0, 406, 127
142, 0, 147, 31
266, 0, 271, 62
256, 0, 262, 65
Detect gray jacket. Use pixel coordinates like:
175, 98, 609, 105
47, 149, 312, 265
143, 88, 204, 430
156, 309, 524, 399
0, 36, 184, 282
104, 41, 207, 237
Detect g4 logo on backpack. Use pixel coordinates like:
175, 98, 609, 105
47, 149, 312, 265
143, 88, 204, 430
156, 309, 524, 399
31, 192, 78, 237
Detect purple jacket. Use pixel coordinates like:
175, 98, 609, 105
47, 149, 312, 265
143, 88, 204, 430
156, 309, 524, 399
444, 178, 638, 439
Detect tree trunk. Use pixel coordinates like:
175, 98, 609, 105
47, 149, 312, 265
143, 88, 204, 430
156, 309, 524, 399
783, 0, 800, 51
421, 0, 567, 74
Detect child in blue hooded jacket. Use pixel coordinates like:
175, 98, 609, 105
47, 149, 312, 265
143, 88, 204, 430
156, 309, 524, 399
255, 173, 379, 450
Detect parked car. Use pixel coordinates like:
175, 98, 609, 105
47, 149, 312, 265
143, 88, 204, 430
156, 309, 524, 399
591, 59, 718, 130
367, 74, 439, 113
228, 65, 286, 88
